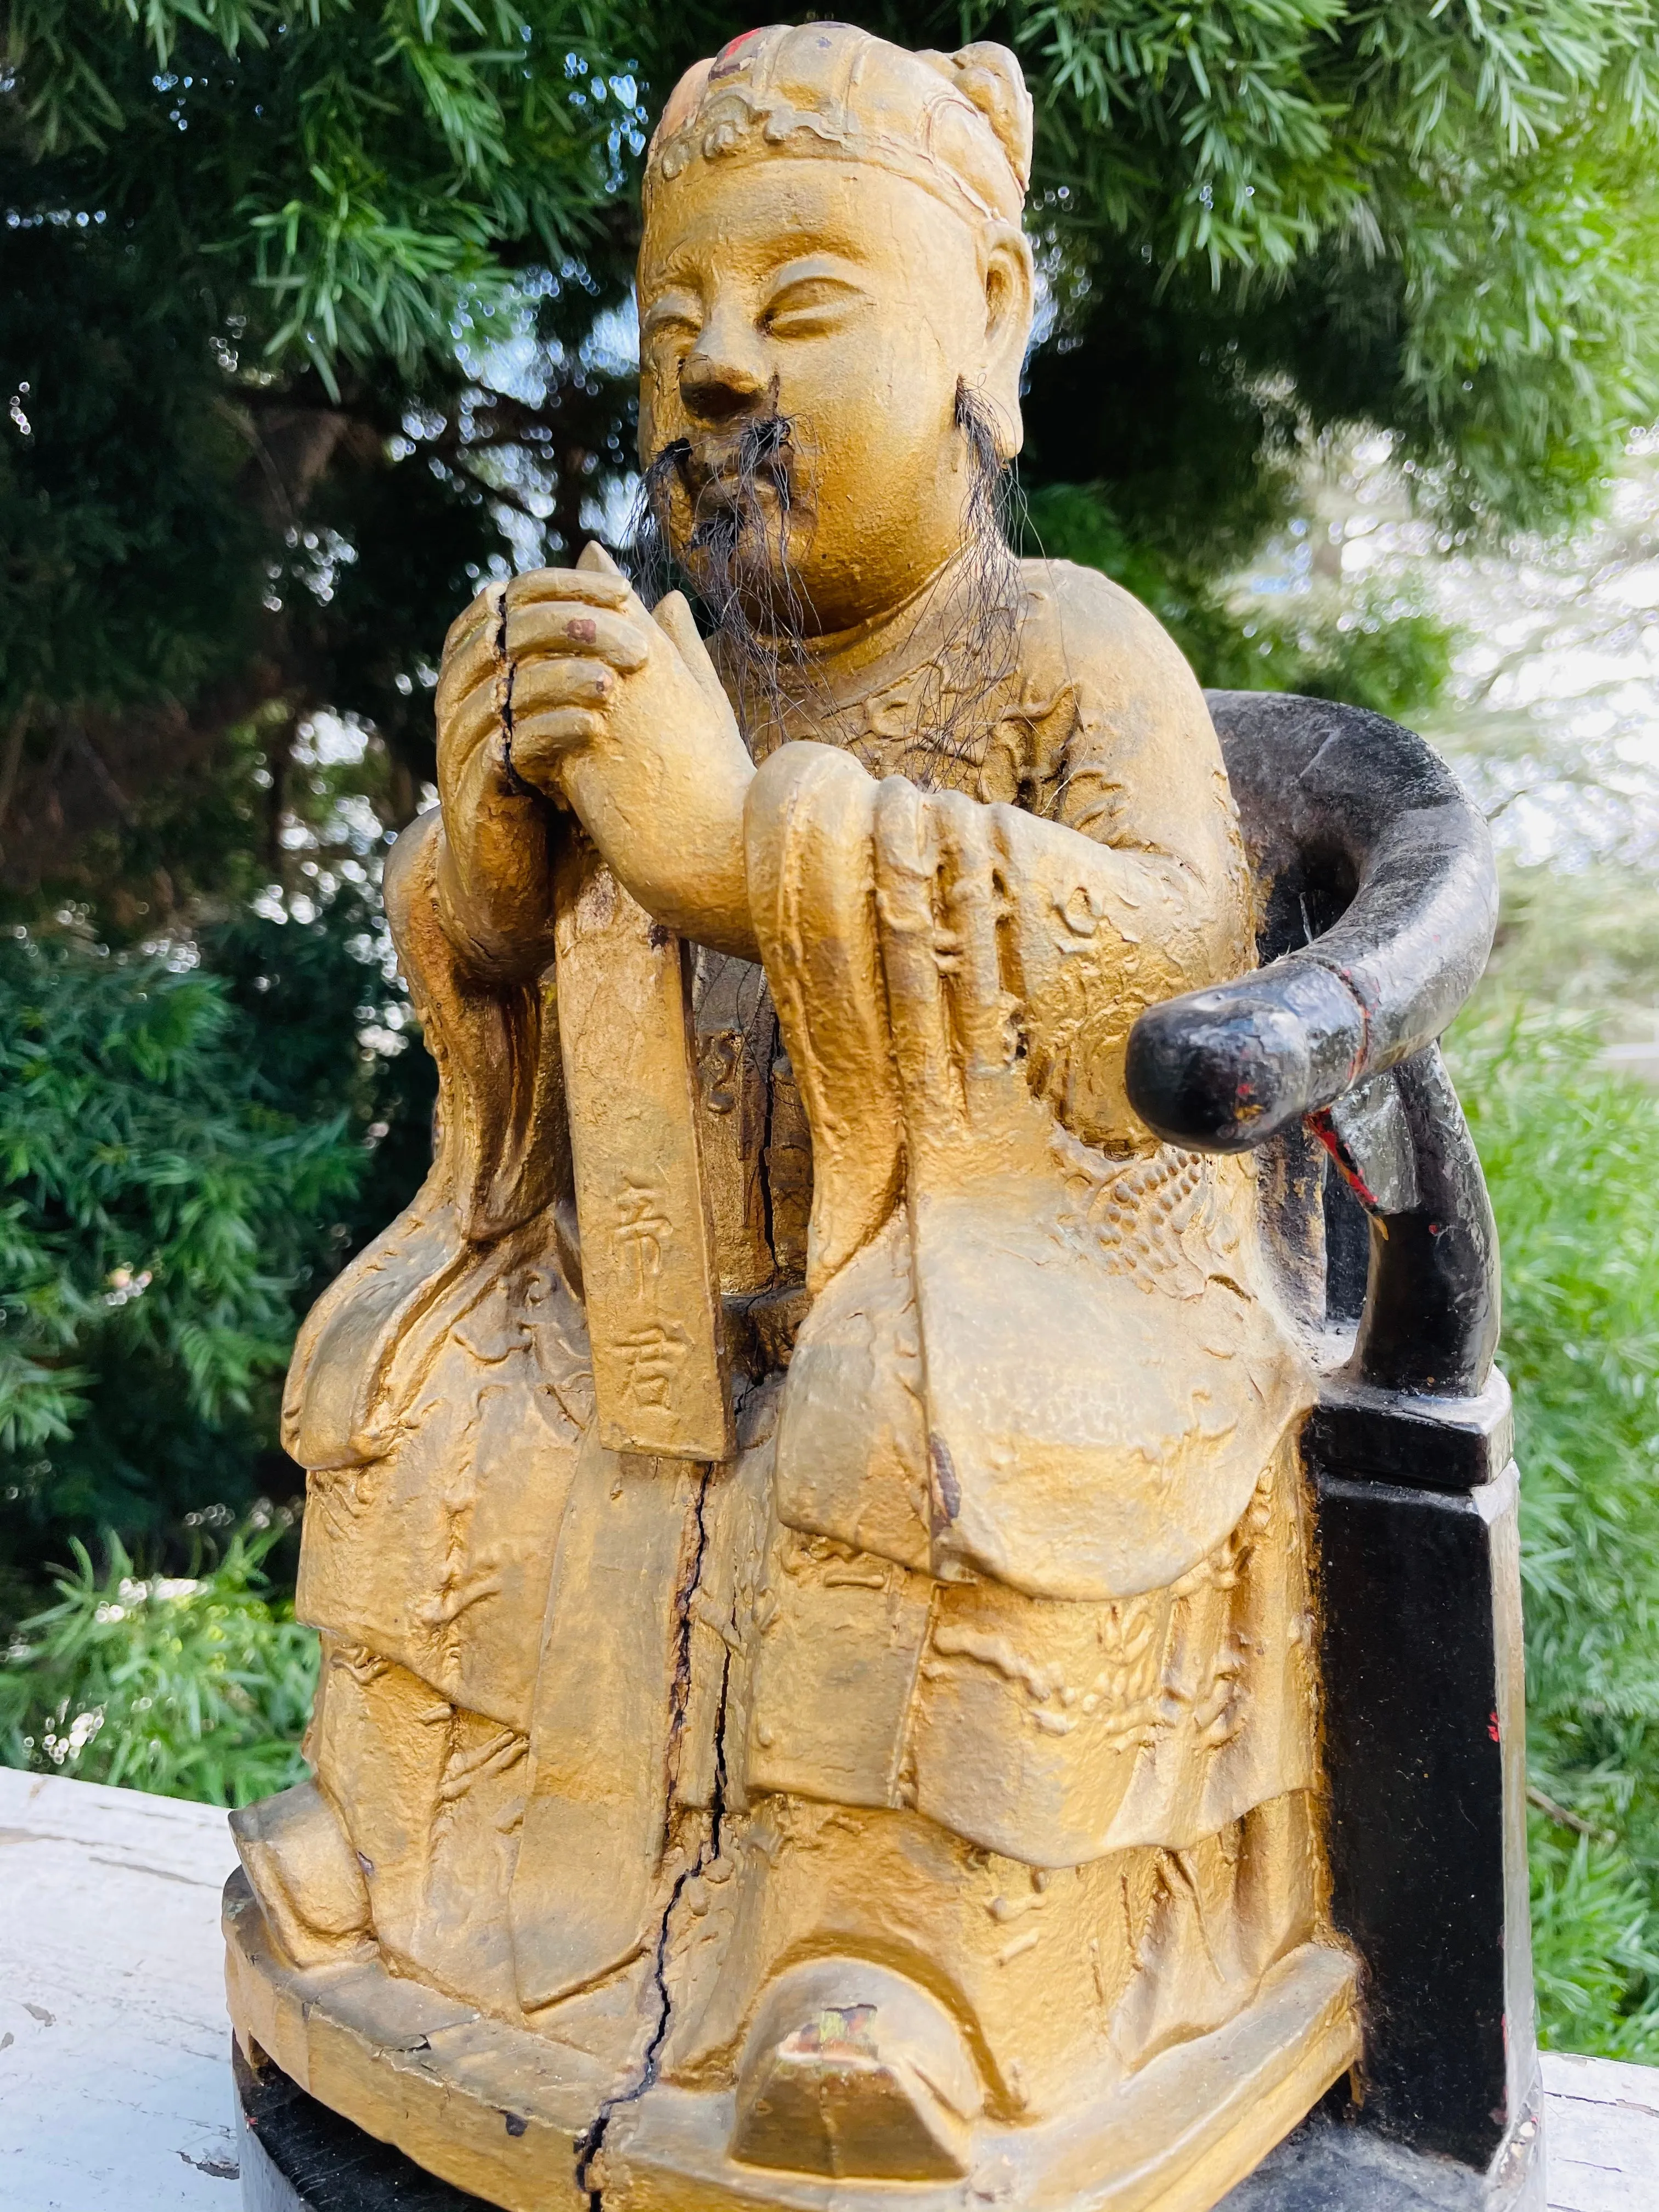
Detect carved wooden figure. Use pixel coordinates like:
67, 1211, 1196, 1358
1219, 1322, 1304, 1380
223, 26, 1533, 2212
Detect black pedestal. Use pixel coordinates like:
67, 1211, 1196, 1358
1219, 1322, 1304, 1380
235, 2041, 493, 2211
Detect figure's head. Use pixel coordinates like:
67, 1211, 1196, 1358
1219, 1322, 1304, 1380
636, 24, 1035, 639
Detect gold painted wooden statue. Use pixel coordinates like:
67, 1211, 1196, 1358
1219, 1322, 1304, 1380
225, 25, 1361, 2209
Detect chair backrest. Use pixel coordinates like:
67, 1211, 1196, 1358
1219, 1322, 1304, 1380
1127, 691, 1500, 1398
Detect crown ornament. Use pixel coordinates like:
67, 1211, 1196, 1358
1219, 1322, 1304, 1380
644, 22, 1032, 233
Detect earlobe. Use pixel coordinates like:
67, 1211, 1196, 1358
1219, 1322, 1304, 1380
979, 223, 1035, 459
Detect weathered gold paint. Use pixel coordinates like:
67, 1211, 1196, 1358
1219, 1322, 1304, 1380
553, 837, 732, 1462
227, 24, 1359, 2208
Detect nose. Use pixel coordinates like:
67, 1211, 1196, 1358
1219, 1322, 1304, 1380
679, 322, 768, 426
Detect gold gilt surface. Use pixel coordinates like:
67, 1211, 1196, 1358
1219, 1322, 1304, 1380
226, 21, 1359, 2210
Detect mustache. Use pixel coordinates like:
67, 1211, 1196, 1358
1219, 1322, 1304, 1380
623, 385, 1024, 783
681, 411, 794, 494
629, 410, 818, 745
628, 409, 819, 755
642, 415, 799, 565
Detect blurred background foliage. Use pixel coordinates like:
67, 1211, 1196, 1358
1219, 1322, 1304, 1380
1452, 1012, 1659, 2058
0, 1525, 317, 1803
0, 891, 433, 1609
7, 0, 1659, 2056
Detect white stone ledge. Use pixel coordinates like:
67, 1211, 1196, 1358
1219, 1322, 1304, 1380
1538, 2052, 1659, 2211
2, 1766, 1655, 2210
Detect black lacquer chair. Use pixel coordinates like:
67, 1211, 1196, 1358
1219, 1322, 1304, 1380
1131, 692, 1541, 2211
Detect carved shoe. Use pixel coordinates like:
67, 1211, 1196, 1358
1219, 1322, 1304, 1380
730, 1957, 983, 2181
229, 1779, 372, 1970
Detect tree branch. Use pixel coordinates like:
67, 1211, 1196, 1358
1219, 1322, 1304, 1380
1527, 1783, 1615, 1844
0, 698, 32, 851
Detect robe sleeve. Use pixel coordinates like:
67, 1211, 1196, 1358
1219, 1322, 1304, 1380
1005, 561, 1254, 1150
280, 809, 569, 1470
386, 808, 568, 1244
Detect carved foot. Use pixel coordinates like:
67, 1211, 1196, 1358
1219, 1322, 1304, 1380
729, 1959, 983, 2182
229, 1779, 372, 1970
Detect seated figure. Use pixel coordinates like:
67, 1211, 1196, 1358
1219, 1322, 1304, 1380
225, 25, 1368, 2210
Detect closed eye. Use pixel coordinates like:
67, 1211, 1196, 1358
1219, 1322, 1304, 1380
762, 275, 867, 338
641, 293, 702, 348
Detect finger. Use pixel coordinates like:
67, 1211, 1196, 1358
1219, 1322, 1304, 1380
436, 620, 500, 727
504, 565, 634, 612
506, 598, 651, 670
510, 709, 604, 792
933, 793, 1023, 1097
652, 589, 732, 720
442, 713, 532, 876
436, 636, 511, 792
450, 725, 518, 832
510, 657, 619, 718
437, 590, 508, 791
443, 579, 505, 664
438, 678, 508, 784
872, 776, 963, 1142
577, 539, 625, 576
439, 724, 558, 947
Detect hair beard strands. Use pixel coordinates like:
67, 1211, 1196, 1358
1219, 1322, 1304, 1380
630, 412, 823, 761
628, 386, 1025, 788
900, 381, 1026, 788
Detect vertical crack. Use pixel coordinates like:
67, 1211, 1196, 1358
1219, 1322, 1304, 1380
571, 1849, 701, 2209
663, 1464, 714, 1826
708, 1636, 734, 1864
496, 583, 533, 797
573, 1463, 732, 2209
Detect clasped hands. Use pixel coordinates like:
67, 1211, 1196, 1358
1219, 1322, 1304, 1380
432, 548, 1082, 1191
433, 543, 758, 970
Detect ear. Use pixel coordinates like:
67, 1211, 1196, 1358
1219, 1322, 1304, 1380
975, 221, 1035, 459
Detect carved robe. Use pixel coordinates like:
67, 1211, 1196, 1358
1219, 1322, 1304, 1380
274, 560, 1324, 2112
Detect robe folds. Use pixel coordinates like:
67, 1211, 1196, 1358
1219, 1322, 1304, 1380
280, 558, 1321, 2036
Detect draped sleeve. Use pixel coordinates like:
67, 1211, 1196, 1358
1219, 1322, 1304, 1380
280, 809, 571, 1472
742, 571, 1310, 1607
1008, 558, 1255, 1150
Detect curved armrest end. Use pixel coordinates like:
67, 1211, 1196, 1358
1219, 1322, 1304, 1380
1125, 957, 1365, 1152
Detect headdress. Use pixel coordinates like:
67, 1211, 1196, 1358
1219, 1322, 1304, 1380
643, 23, 1031, 234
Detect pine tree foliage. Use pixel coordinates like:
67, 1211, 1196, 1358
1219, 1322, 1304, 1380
2, 2, 645, 923
0, 907, 427, 1593
1000, 0, 1659, 574
0, 1523, 318, 1805
6, 3, 1659, 922
8, 2, 633, 382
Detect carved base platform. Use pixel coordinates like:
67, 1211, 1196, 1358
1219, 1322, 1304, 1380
225, 1868, 1364, 2212
233, 2036, 1543, 2212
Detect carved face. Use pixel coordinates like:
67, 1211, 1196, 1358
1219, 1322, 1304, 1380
637, 157, 1032, 637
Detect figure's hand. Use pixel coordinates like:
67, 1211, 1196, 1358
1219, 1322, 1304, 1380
432, 574, 568, 977
872, 779, 1057, 1190
504, 545, 758, 959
